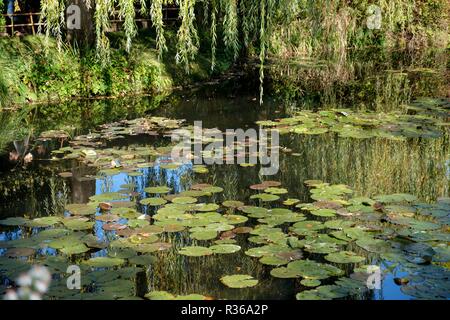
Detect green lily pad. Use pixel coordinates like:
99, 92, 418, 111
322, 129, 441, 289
287, 260, 344, 279
172, 196, 198, 204
222, 200, 245, 208
0, 217, 29, 226
26, 216, 61, 227
63, 219, 94, 231
309, 209, 336, 217
250, 193, 280, 202
190, 230, 218, 240
83, 257, 126, 268
140, 197, 167, 206
259, 255, 289, 266
264, 187, 288, 195
325, 251, 366, 264
144, 186, 172, 194
178, 246, 213, 257
301, 279, 321, 287
270, 267, 301, 278
209, 244, 241, 254
194, 203, 220, 212
220, 274, 258, 288
60, 243, 90, 255
66, 204, 97, 216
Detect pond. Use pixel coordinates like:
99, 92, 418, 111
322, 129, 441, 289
0, 50, 449, 300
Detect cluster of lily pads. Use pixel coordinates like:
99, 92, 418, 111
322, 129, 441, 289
256, 98, 449, 140
1, 174, 449, 300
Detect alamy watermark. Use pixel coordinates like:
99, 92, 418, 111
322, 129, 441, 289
66, 4, 82, 30
170, 121, 280, 176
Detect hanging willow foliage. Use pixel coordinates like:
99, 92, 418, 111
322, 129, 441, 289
222, 0, 239, 60
38, 0, 294, 103
95, 0, 113, 61
118, 0, 138, 52
175, 0, 199, 73
39, 0, 65, 50
210, 0, 217, 71
259, 0, 266, 105
150, 0, 167, 59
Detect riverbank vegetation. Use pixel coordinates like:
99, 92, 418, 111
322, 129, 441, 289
0, 0, 448, 108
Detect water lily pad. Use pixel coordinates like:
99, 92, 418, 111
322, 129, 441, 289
26, 216, 61, 227
355, 238, 391, 253
309, 209, 336, 217
83, 257, 125, 268
66, 204, 97, 216
179, 246, 213, 257
222, 200, 245, 208
270, 267, 301, 278
60, 243, 90, 255
264, 187, 288, 195
0, 217, 29, 226
291, 221, 325, 235
194, 203, 220, 212
209, 244, 241, 254
225, 215, 248, 224
259, 255, 289, 266
250, 193, 280, 202
191, 230, 217, 240
325, 251, 366, 264
239, 206, 269, 218
301, 279, 321, 287
283, 198, 300, 206
172, 196, 198, 204
140, 197, 167, 206
5, 247, 35, 257
144, 186, 172, 194
245, 244, 289, 258
220, 275, 258, 288
63, 219, 94, 231
201, 186, 224, 194
287, 260, 344, 279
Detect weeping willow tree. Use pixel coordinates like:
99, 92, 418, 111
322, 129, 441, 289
37, 0, 449, 103
38, 0, 284, 103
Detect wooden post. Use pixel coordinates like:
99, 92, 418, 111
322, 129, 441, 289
30, 13, 35, 35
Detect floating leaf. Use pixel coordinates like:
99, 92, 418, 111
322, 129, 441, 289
179, 246, 213, 257
83, 257, 125, 268
250, 193, 280, 202
325, 251, 366, 264
220, 275, 258, 288
209, 244, 241, 254
140, 198, 167, 206
144, 186, 172, 194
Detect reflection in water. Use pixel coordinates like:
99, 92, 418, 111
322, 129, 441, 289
0, 50, 448, 300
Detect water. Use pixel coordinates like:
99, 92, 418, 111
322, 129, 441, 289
0, 50, 449, 300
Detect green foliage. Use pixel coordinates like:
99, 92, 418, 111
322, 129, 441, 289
0, 0, 5, 32
0, 30, 233, 107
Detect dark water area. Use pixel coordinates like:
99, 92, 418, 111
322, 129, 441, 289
0, 50, 449, 300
